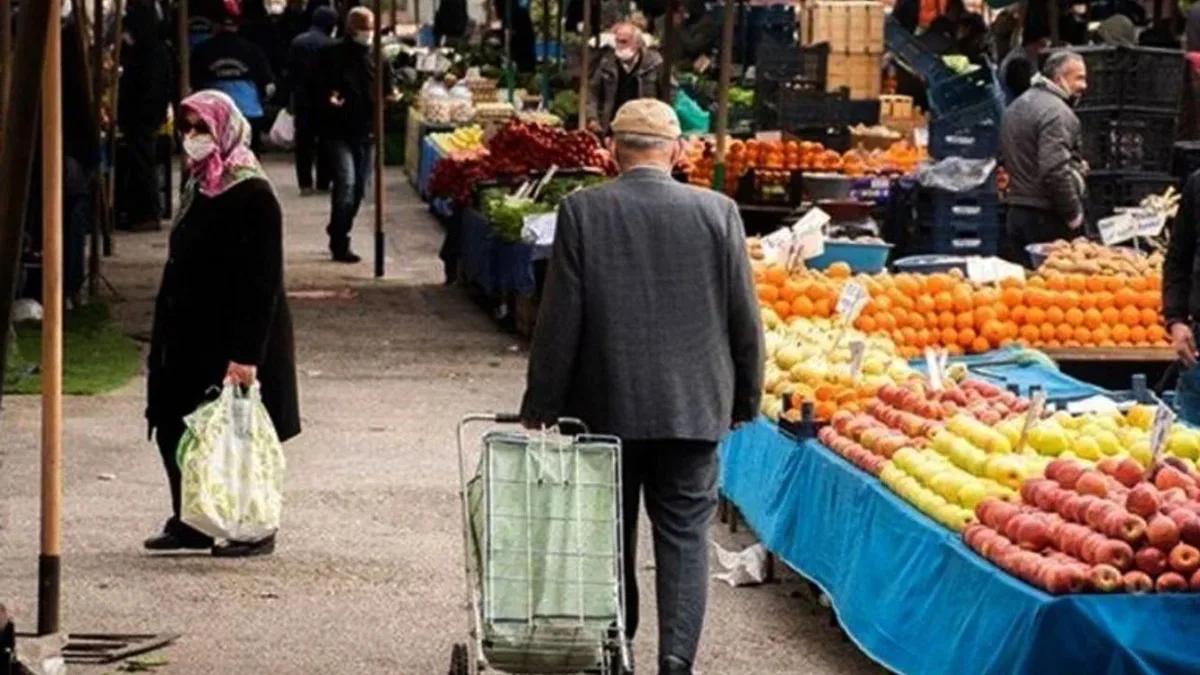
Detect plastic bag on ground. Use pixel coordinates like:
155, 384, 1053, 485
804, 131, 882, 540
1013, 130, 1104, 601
711, 540, 768, 586
178, 384, 285, 542
268, 109, 295, 149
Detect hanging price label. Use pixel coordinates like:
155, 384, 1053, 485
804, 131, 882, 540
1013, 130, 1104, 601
792, 207, 828, 261
1097, 213, 1138, 246
835, 280, 868, 323
848, 340, 866, 383
1016, 390, 1048, 453
924, 347, 948, 391
1150, 402, 1175, 463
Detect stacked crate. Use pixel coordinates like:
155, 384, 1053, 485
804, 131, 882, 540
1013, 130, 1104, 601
799, 0, 885, 100
1072, 45, 1184, 221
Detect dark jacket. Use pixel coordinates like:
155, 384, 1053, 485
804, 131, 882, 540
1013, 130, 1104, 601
1000, 77, 1085, 224
119, 0, 173, 128
190, 31, 275, 119
147, 178, 300, 442
520, 168, 764, 442
1164, 171, 1200, 329
315, 38, 394, 139
286, 24, 335, 113
587, 49, 671, 132
433, 0, 469, 43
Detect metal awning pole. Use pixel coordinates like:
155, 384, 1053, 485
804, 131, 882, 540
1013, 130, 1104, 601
577, 0, 591, 128
90, 0, 105, 299
39, 0, 65, 637
374, 0, 386, 278
712, 0, 734, 191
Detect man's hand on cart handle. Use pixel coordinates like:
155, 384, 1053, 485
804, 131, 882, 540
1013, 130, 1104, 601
1171, 323, 1198, 368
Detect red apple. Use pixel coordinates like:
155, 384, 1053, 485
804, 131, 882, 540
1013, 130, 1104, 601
1021, 479, 1053, 506
1059, 524, 1091, 558
1162, 487, 1190, 510
1148, 514, 1182, 551
1089, 564, 1124, 592
1016, 517, 1051, 552
1168, 509, 1200, 547
1136, 546, 1170, 576
1096, 457, 1121, 477
1085, 499, 1117, 531
1045, 458, 1072, 482
1063, 495, 1091, 524
1102, 511, 1147, 545
1056, 462, 1086, 490
1114, 458, 1146, 488
1191, 568, 1200, 592
1041, 564, 1086, 595
1156, 571, 1190, 593
1170, 543, 1200, 575
1126, 484, 1162, 519
1156, 466, 1196, 492
1093, 540, 1134, 571
1082, 533, 1109, 563
1077, 472, 1110, 498
1122, 570, 1155, 594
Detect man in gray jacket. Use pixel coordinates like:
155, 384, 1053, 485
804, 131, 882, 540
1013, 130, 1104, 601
999, 50, 1088, 267
520, 99, 764, 675
587, 23, 672, 134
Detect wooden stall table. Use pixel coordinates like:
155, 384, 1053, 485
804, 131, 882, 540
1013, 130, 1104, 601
1041, 346, 1177, 393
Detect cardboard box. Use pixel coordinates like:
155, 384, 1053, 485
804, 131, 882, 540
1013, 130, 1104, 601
827, 53, 883, 99
801, 0, 886, 55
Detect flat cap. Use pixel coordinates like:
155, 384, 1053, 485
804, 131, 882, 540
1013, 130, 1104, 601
610, 98, 681, 139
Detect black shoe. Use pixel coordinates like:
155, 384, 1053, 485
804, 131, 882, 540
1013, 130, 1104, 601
331, 250, 362, 264
143, 530, 213, 551
212, 535, 276, 558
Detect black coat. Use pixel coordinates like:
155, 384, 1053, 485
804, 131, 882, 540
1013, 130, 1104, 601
315, 38, 394, 139
147, 178, 301, 442
1165, 172, 1200, 331
119, 0, 173, 129
287, 28, 334, 113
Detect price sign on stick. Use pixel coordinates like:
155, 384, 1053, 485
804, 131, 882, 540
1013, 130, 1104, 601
1097, 213, 1138, 246
1016, 390, 1048, 453
792, 207, 829, 260
829, 281, 868, 353
1150, 402, 1175, 463
848, 340, 866, 384
924, 347, 949, 391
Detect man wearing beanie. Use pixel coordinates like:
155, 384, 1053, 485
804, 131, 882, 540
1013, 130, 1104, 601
520, 99, 764, 675
286, 5, 338, 194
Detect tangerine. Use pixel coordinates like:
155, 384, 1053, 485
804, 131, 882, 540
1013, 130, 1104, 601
1011, 306, 1029, 325
935, 291, 954, 312
972, 336, 991, 353
1065, 308, 1084, 326
792, 296, 815, 317
941, 327, 958, 345
1074, 326, 1092, 343
857, 315, 877, 332
1130, 325, 1148, 344
1002, 287, 1024, 307
1120, 306, 1141, 326
1020, 325, 1041, 342
1147, 324, 1167, 344
1112, 324, 1131, 342
775, 301, 792, 318
1140, 308, 1158, 326
1067, 274, 1087, 292
1057, 291, 1081, 310
956, 312, 975, 330
1055, 324, 1074, 341
957, 327, 977, 348
1045, 307, 1065, 324
758, 284, 780, 303
1027, 307, 1046, 325
916, 295, 936, 313
814, 298, 832, 316
1092, 325, 1110, 343
1083, 308, 1103, 329
939, 312, 957, 329
765, 265, 788, 286
974, 306, 997, 325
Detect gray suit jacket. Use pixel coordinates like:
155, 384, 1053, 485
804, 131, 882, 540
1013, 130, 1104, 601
520, 168, 764, 442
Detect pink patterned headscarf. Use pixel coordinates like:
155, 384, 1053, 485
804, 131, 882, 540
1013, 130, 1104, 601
180, 90, 267, 197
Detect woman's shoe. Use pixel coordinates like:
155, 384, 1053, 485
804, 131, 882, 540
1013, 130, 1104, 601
143, 530, 212, 551
211, 535, 276, 558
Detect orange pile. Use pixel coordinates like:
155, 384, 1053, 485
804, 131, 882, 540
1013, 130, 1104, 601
751, 258, 1168, 357
680, 137, 928, 195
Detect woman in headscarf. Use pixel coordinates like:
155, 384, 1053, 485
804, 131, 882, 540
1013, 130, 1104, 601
144, 90, 300, 558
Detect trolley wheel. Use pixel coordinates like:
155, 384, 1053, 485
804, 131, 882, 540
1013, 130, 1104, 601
448, 643, 470, 675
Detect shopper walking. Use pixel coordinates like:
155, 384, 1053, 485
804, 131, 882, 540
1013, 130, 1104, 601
587, 23, 670, 134
286, 5, 338, 194
519, 99, 764, 675
315, 5, 396, 263
1164, 171, 1200, 423
190, 10, 276, 152
118, 0, 173, 232
145, 90, 300, 558
999, 51, 1088, 268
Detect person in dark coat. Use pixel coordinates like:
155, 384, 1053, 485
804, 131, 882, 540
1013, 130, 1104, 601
286, 5, 338, 193
1164, 171, 1200, 423
119, 0, 173, 231
433, 0, 470, 47
191, 12, 276, 152
314, 5, 397, 262
145, 90, 300, 558
492, 0, 538, 72
520, 100, 763, 675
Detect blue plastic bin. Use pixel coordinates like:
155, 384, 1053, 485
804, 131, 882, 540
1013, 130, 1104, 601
805, 241, 893, 274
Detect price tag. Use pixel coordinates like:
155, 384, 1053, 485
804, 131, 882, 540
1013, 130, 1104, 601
966, 256, 1027, 284
522, 211, 558, 246
1016, 389, 1048, 453
848, 340, 866, 383
792, 207, 829, 260
924, 347, 948, 391
913, 126, 929, 147
755, 130, 783, 142
693, 55, 712, 73
835, 280, 868, 323
1150, 402, 1175, 463
1123, 207, 1168, 238
1098, 213, 1138, 246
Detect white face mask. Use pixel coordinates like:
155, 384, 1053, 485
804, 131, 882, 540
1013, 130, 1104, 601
183, 134, 217, 162
353, 32, 372, 46
615, 47, 637, 63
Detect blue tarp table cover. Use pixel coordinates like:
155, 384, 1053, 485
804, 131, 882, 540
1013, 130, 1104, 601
417, 136, 445, 199
910, 346, 1107, 402
720, 418, 1200, 675
460, 208, 537, 296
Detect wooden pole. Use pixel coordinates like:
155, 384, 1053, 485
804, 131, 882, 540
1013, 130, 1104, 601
104, 0, 125, 255
556, 0, 563, 70
577, 0, 591, 129
373, 0, 385, 278
0, 0, 54, 411
712, 0, 733, 192
90, 0, 105, 299
39, 0, 64, 637
504, 0, 514, 103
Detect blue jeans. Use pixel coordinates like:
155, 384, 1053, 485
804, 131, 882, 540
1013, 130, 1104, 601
326, 137, 373, 253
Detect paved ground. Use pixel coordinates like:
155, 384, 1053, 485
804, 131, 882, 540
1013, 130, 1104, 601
0, 161, 884, 674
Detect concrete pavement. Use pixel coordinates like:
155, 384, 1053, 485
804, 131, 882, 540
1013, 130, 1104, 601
0, 161, 883, 675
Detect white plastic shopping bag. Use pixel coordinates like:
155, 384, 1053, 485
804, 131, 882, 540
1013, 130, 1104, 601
177, 383, 285, 542
268, 109, 295, 149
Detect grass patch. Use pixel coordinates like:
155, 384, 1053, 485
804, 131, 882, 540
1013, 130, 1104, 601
3, 303, 141, 396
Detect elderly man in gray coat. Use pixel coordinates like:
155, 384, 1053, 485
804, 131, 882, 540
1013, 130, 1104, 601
520, 99, 764, 675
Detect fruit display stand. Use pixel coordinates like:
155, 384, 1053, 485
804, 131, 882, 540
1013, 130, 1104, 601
721, 417, 1200, 675
404, 107, 457, 187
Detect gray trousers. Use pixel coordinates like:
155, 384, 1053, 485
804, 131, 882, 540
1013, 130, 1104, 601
621, 440, 719, 668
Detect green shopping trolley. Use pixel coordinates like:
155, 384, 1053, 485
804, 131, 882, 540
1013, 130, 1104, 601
449, 414, 631, 675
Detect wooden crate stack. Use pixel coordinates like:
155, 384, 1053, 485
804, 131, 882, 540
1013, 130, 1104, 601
799, 0, 885, 100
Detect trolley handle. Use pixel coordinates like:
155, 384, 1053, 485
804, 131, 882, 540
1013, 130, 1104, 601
461, 413, 588, 435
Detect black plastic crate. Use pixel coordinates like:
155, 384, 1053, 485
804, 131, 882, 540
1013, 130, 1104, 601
1084, 171, 1177, 221
777, 86, 851, 131
844, 99, 882, 127
910, 230, 1001, 256
735, 168, 805, 206
1172, 141, 1200, 185
927, 66, 1003, 117
884, 15, 956, 84
757, 40, 829, 84
928, 99, 1000, 160
1073, 45, 1185, 111
1078, 107, 1175, 172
